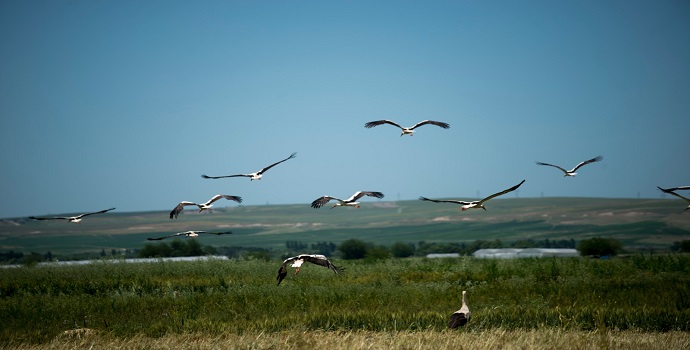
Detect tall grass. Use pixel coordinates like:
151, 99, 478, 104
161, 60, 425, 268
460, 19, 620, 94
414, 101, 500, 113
1, 255, 689, 344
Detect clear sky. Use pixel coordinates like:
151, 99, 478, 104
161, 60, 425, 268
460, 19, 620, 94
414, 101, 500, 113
1, 0, 689, 219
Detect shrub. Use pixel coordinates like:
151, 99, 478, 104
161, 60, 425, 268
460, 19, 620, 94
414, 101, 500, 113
577, 237, 623, 257
391, 242, 415, 258
339, 239, 367, 259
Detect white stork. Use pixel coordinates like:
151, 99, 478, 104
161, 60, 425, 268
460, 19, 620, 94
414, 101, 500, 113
419, 180, 525, 211
658, 186, 690, 211
201, 152, 297, 181
448, 290, 471, 329
536, 155, 603, 177
147, 230, 233, 241
29, 207, 116, 223
364, 120, 450, 136
169, 194, 242, 219
311, 191, 385, 209
276, 254, 342, 286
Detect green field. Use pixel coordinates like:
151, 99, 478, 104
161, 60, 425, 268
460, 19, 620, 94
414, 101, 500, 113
3, 197, 690, 348
2, 255, 690, 348
1, 197, 689, 257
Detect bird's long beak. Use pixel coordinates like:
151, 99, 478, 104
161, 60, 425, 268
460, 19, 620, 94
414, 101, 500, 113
482, 207, 487, 211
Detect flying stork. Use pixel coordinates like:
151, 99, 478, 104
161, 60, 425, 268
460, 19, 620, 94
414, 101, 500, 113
276, 254, 343, 286
28, 207, 116, 223
364, 119, 450, 136
419, 180, 525, 211
169, 194, 242, 219
448, 290, 471, 329
147, 230, 233, 240
311, 191, 385, 209
201, 152, 297, 181
658, 186, 690, 211
536, 155, 603, 177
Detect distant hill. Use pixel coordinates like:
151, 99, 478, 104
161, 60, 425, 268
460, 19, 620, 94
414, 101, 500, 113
1, 197, 689, 255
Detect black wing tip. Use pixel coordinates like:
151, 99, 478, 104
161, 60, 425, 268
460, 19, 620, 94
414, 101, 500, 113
419, 196, 430, 201
288, 152, 297, 159
310, 197, 326, 208
371, 191, 385, 199
224, 195, 243, 203
658, 186, 673, 193
364, 120, 384, 128
201, 174, 211, 179
434, 121, 450, 129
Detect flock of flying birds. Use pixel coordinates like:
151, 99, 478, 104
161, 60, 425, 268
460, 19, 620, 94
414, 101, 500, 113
26, 118, 688, 328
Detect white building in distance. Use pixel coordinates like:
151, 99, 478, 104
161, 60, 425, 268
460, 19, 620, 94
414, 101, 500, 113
473, 248, 579, 259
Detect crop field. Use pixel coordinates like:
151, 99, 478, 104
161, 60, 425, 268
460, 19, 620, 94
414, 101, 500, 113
2, 254, 690, 349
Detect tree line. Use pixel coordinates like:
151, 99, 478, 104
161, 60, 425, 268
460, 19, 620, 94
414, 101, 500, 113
3, 238, 688, 265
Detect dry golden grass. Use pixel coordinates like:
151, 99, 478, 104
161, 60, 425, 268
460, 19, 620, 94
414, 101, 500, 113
8, 329, 690, 350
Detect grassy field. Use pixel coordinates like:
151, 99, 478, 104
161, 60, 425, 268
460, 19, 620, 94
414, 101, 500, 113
2, 254, 690, 348
1, 197, 689, 256
12, 329, 690, 350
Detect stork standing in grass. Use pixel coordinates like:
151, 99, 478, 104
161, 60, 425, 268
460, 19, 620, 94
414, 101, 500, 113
169, 194, 242, 219
448, 290, 471, 329
147, 230, 233, 240
29, 207, 116, 223
658, 186, 690, 211
276, 254, 343, 285
201, 152, 297, 181
311, 191, 384, 209
419, 180, 525, 211
535, 155, 603, 177
364, 119, 450, 136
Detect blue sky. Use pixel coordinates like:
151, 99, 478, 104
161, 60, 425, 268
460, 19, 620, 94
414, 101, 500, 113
1, 0, 689, 219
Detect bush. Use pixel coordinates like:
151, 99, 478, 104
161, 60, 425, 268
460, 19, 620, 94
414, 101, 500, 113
672, 240, 690, 253
365, 245, 390, 261
391, 242, 415, 258
339, 239, 367, 260
577, 237, 623, 257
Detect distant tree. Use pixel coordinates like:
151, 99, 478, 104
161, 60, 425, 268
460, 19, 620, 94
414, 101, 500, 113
671, 240, 690, 253
183, 239, 204, 256
138, 242, 173, 258
312, 241, 336, 255
390, 242, 415, 258
339, 239, 367, 260
365, 245, 390, 261
245, 250, 272, 261
23, 252, 44, 266
577, 237, 623, 257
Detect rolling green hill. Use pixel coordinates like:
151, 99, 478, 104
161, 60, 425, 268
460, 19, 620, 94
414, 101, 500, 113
1, 197, 689, 256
